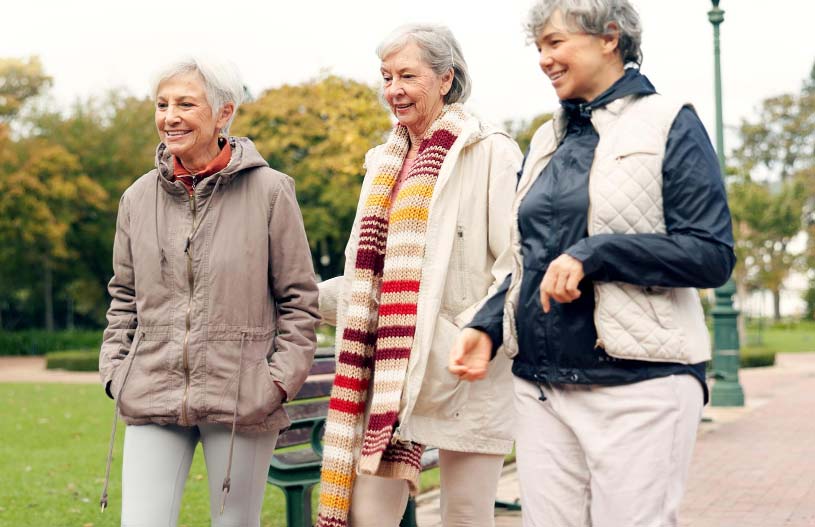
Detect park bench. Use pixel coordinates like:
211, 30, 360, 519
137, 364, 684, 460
267, 348, 519, 527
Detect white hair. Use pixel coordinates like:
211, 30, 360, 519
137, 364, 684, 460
152, 56, 245, 135
376, 23, 472, 104
525, 0, 643, 66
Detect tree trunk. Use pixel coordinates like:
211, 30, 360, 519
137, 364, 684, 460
772, 287, 782, 321
735, 279, 749, 345
66, 296, 74, 330
44, 260, 54, 332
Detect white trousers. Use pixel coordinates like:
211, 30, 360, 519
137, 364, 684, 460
121, 423, 279, 527
513, 375, 703, 527
350, 449, 505, 527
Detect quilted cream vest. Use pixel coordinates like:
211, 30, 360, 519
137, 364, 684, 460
502, 93, 711, 365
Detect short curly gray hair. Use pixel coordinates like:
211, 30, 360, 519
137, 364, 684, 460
376, 23, 472, 104
525, 0, 643, 66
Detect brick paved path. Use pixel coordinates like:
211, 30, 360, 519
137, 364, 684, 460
416, 353, 815, 527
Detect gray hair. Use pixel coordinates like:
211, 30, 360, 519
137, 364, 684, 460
525, 0, 643, 66
152, 56, 245, 135
376, 23, 472, 104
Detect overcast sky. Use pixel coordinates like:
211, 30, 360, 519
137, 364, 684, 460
3, 0, 813, 154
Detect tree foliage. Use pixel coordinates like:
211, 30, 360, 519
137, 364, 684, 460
234, 74, 392, 278
731, 62, 815, 319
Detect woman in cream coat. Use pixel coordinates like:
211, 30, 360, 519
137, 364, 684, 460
316, 24, 521, 527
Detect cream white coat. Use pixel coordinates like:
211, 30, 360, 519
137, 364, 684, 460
320, 114, 521, 454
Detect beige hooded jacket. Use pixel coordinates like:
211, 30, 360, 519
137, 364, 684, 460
99, 137, 319, 434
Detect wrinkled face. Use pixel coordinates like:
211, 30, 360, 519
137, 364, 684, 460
536, 10, 619, 102
154, 72, 232, 168
381, 41, 453, 136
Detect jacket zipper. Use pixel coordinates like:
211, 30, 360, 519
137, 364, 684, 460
181, 186, 198, 425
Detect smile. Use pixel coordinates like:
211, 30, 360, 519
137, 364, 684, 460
165, 130, 191, 138
549, 71, 565, 82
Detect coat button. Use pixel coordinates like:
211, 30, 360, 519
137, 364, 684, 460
570, 373, 579, 382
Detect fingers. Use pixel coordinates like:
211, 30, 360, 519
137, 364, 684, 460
448, 328, 491, 381
539, 254, 586, 313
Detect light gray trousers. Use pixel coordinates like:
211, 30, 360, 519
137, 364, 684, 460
121, 423, 279, 527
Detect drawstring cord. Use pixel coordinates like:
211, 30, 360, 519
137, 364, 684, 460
220, 330, 246, 515
537, 382, 548, 402
100, 332, 143, 512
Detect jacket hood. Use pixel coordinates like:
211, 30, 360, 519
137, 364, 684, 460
560, 67, 656, 119
155, 136, 269, 193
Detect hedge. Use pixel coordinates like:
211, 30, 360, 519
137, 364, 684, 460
45, 349, 99, 372
0, 330, 101, 356
739, 347, 777, 368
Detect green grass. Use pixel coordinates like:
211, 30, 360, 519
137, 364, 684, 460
45, 350, 97, 372
0, 384, 450, 527
744, 320, 815, 353
0, 383, 293, 527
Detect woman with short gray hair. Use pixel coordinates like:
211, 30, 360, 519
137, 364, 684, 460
452, 1, 736, 526
98, 56, 319, 526
316, 23, 522, 527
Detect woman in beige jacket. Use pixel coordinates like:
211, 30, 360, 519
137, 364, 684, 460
316, 24, 521, 527
97, 56, 319, 527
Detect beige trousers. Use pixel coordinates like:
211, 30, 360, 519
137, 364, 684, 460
513, 375, 703, 527
350, 449, 505, 527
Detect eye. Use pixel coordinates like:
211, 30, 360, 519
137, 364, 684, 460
382, 75, 392, 84
156, 101, 168, 110
180, 102, 194, 108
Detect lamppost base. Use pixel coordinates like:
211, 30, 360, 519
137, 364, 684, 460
711, 380, 745, 407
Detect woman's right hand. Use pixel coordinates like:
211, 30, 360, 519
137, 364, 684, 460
449, 328, 493, 382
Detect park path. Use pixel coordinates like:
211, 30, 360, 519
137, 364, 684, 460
416, 352, 815, 527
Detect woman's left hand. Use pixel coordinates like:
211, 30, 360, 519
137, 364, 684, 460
540, 254, 585, 313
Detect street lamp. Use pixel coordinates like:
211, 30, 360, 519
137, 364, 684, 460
708, 0, 745, 407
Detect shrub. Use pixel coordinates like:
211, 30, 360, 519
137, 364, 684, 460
740, 347, 777, 368
45, 349, 98, 372
0, 329, 101, 356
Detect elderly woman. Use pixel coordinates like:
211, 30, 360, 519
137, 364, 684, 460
97, 57, 319, 526
316, 24, 522, 527
451, 1, 736, 526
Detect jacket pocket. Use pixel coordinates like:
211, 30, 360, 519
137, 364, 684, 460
116, 326, 173, 418
411, 315, 469, 420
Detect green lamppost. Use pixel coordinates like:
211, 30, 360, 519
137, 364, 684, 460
708, 0, 745, 407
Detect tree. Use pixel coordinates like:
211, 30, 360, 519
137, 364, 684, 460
507, 112, 553, 154
0, 56, 52, 120
731, 61, 815, 320
234, 74, 392, 279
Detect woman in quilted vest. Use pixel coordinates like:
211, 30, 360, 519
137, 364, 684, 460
450, 1, 736, 526
316, 24, 522, 527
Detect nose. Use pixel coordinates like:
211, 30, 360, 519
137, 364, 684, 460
385, 78, 405, 100
164, 104, 181, 124
539, 48, 553, 71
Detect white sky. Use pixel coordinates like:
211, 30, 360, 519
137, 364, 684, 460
3, 0, 813, 155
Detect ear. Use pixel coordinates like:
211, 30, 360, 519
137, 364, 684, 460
215, 101, 235, 130
601, 22, 621, 57
440, 67, 455, 96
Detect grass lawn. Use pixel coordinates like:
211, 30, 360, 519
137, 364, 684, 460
744, 320, 815, 353
0, 383, 444, 527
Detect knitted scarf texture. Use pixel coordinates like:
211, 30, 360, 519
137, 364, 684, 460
316, 104, 466, 527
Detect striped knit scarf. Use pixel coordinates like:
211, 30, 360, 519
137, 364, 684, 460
317, 104, 466, 527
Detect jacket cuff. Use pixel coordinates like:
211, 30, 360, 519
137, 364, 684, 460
566, 238, 601, 276
467, 321, 503, 360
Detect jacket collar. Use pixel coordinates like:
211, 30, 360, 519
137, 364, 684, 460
155, 137, 269, 197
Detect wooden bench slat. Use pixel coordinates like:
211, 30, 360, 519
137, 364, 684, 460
295, 378, 333, 399
285, 400, 330, 421
308, 358, 336, 376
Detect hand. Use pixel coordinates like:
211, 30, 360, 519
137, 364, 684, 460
540, 254, 585, 313
449, 328, 493, 381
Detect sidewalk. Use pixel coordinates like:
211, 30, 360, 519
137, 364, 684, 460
416, 352, 815, 527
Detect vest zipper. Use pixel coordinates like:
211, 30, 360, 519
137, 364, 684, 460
181, 190, 197, 425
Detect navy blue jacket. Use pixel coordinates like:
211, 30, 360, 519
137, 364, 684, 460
470, 69, 736, 401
